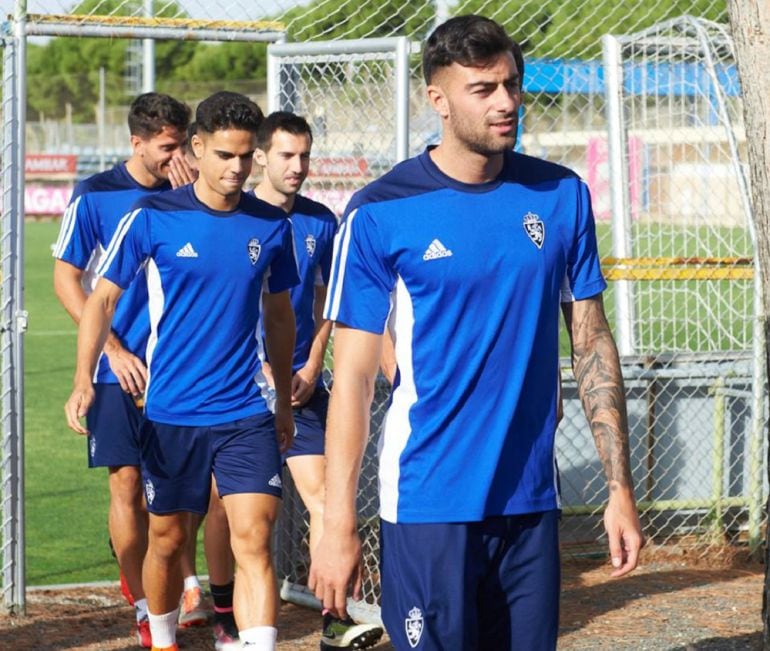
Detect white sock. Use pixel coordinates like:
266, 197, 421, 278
135, 598, 148, 622
239, 626, 277, 649
148, 608, 179, 648
183, 575, 201, 591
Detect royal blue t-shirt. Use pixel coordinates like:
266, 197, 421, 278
98, 184, 299, 426
325, 148, 606, 524
253, 192, 337, 377
52, 163, 169, 384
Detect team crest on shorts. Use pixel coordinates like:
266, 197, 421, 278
247, 238, 261, 265
305, 234, 316, 257
405, 606, 424, 648
523, 211, 545, 249
89, 436, 96, 459
145, 479, 156, 505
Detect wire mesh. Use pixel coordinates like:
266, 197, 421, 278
2, 0, 765, 620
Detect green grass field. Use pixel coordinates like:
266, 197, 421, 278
24, 220, 117, 585
20, 218, 755, 586
24, 220, 211, 586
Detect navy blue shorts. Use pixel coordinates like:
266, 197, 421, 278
86, 383, 144, 468
140, 412, 282, 515
380, 511, 560, 651
284, 387, 328, 460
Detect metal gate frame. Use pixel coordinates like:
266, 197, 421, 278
266, 36, 411, 624
601, 17, 766, 552
0, 8, 287, 615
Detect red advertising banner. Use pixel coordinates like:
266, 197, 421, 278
25, 154, 78, 176
24, 185, 73, 215
309, 157, 369, 178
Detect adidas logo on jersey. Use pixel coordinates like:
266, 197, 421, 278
268, 474, 282, 488
422, 239, 452, 261
176, 243, 198, 258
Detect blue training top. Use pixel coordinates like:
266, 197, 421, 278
325, 148, 607, 524
99, 184, 299, 427
252, 192, 337, 379
53, 162, 169, 384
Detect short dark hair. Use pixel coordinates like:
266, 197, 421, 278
422, 15, 524, 86
195, 91, 264, 135
256, 111, 313, 152
128, 92, 190, 138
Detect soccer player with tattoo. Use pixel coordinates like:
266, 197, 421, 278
310, 15, 644, 650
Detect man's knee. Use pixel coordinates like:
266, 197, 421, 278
225, 496, 278, 558
148, 515, 189, 561
108, 465, 144, 504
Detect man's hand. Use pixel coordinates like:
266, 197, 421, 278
168, 155, 198, 189
309, 528, 363, 619
274, 401, 295, 453
64, 381, 95, 435
104, 344, 148, 397
603, 483, 645, 577
291, 364, 319, 407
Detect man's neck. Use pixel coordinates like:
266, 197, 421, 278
254, 182, 295, 214
429, 139, 505, 184
124, 157, 163, 189
192, 179, 240, 212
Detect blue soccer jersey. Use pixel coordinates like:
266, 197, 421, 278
325, 149, 606, 524
98, 184, 299, 426
255, 193, 337, 375
53, 163, 170, 384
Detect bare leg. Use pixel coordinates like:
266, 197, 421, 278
108, 465, 148, 600
205, 477, 235, 585
221, 493, 280, 630
143, 511, 189, 615
182, 512, 204, 580
285, 454, 325, 555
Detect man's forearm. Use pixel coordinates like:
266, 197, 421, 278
324, 371, 372, 530
323, 326, 381, 530
571, 308, 634, 490
263, 306, 296, 405
55, 262, 126, 354
75, 290, 117, 385
305, 319, 332, 377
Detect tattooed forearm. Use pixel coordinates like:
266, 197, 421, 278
567, 298, 634, 490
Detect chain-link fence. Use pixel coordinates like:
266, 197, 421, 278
1, 0, 764, 620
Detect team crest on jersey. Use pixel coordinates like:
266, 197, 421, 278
405, 607, 424, 648
247, 238, 261, 265
305, 234, 316, 257
523, 211, 545, 249
145, 479, 155, 505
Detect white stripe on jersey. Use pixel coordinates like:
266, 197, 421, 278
52, 196, 82, 258
326, 209, 357, 320
379, 275, 417, 523
253, 297, 276, 413
144, 259, 164, 402
96, 208, 141, 276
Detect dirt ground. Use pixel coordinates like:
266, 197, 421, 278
0, 548, 765, 650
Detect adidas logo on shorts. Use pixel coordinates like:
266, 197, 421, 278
268, 474, 282, 488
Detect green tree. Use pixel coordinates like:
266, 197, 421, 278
452, 0, 728, 59
26, 0, 196, 121
282, 0, 435, 42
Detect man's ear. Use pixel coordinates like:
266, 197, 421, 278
129, 134, 144, 156
426, 83, 449, 119
191, 133, 204, 159
254, 147, 268, 168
